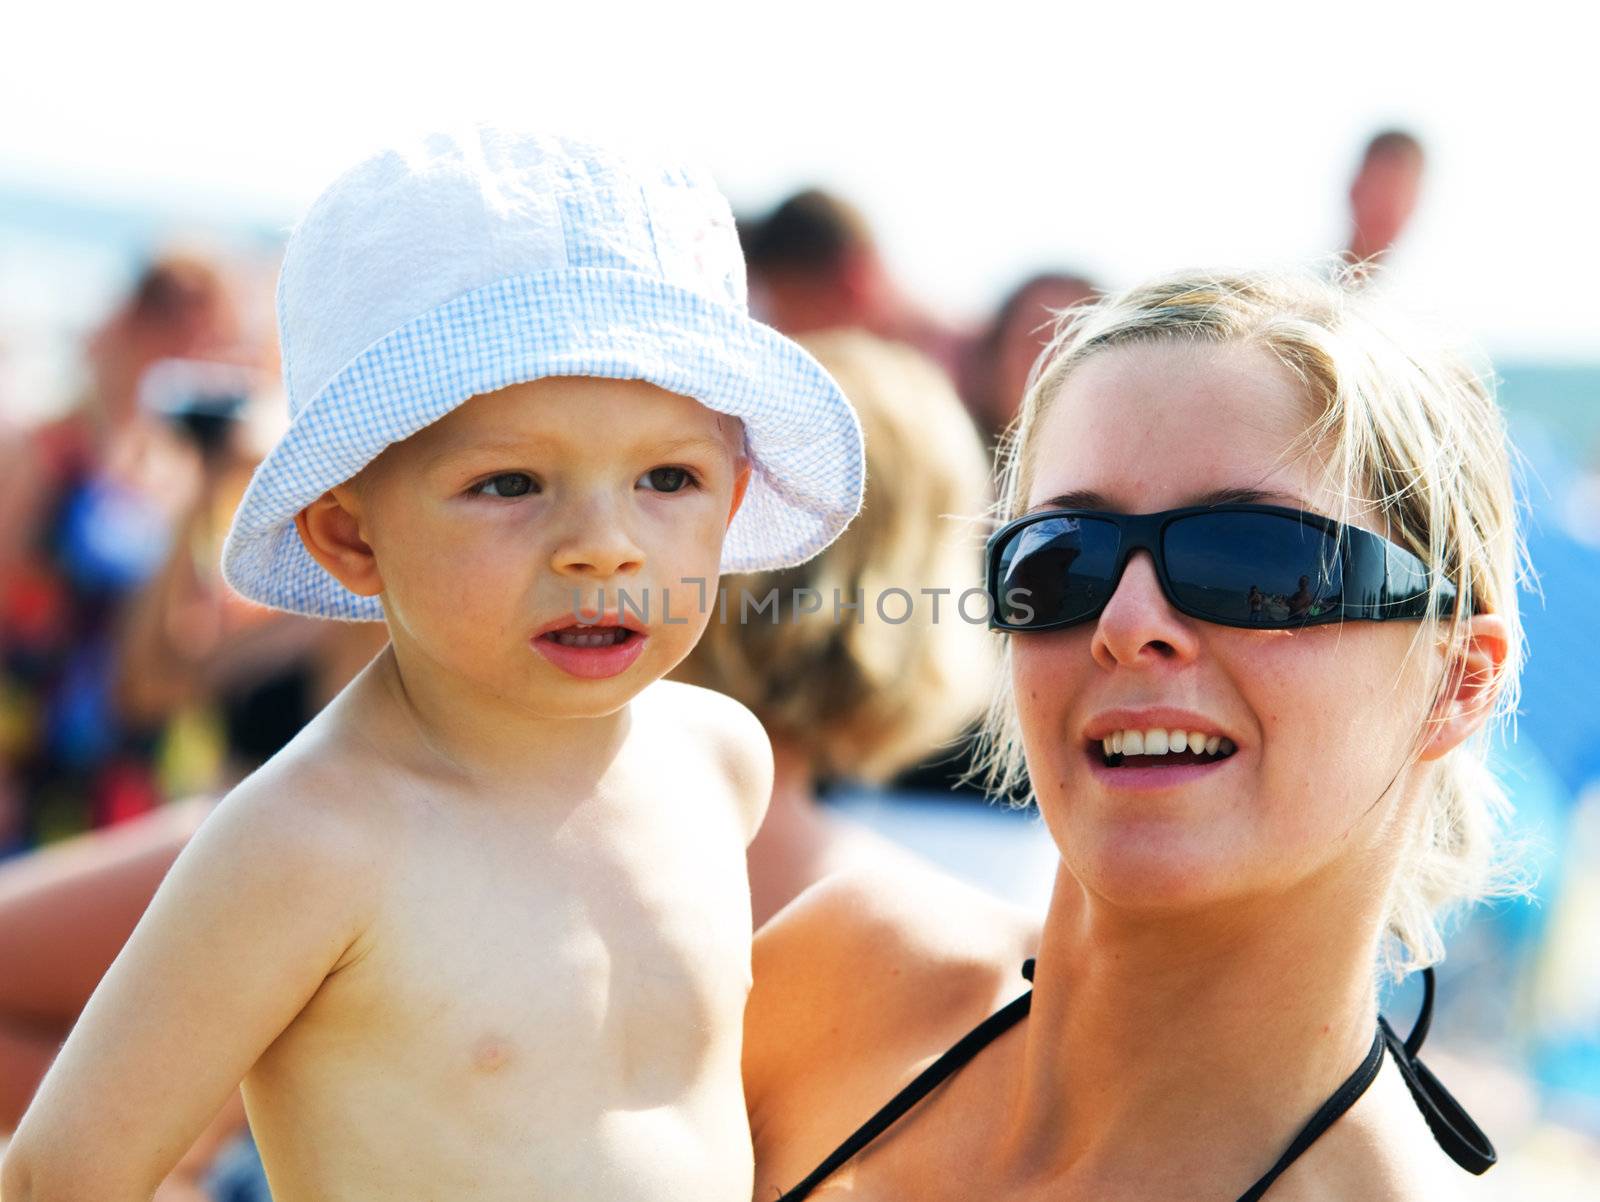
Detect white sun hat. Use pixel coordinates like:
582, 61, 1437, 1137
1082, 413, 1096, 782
221, 125, 865, 620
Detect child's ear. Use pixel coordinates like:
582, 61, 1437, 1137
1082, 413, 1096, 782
294, 486, 383, 598
726, 458, 753, 528
1417, 613, 1510, 762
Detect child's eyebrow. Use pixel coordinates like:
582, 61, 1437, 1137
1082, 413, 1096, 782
423, 440, 546, 471
424, 432, 732, 470
648, 434, 737, 459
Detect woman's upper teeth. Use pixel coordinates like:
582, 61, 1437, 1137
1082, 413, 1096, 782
1101, 729, 1234, 757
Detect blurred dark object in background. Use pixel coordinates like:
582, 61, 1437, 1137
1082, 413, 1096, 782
958, 270, 1098, 452
1346, 128, 1425, 267
140, 358, 256, 463
739, 188, 968, 377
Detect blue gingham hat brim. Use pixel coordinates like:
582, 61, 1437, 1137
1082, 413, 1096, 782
222, 269, 865, 620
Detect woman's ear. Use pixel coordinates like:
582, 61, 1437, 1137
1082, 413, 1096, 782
1418, 613, 1510, 762
294, 485, 383, 598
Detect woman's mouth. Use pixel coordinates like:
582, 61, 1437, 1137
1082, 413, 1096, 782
1094, 727, 1237, 769
532, 623, 647, 679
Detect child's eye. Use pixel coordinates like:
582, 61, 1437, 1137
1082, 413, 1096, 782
638, 466, 698, 493
472, 473, 537, 498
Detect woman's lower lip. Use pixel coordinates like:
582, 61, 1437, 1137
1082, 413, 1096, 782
531, 631, 647, 679
1084, 748, 1236, 790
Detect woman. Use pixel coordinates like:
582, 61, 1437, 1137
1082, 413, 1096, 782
745, 269, 1521, 1200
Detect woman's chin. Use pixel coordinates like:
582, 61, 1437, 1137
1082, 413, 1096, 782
1065, 825, 1259, 912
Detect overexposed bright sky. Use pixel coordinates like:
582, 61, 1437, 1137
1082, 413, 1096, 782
4, 0, 1596, 357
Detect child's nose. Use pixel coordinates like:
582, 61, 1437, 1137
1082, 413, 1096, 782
550, 505, 645, 580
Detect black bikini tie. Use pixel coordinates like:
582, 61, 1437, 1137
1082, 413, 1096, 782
775, 960, 1496, 1202
1240, 963, 1496, 1199
1379, 967, 1498, 1174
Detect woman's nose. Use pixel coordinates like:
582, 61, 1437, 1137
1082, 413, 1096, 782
1089, 551, 1200, 670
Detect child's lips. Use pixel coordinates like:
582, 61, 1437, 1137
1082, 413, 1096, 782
532, 610, 648, 638
531, 626, 647, 679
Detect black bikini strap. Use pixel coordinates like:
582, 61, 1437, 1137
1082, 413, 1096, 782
775, 960, 1036, 1201
778, 963, 1494, 1202
1234, 1026, 1387, 1202
1377, 968, 1497, 1175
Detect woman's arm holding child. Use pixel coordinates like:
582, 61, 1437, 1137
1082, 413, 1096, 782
0, 776, 380, 1201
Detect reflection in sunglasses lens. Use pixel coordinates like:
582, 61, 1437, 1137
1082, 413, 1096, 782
1164, 513, 1343, 625
1000, 517, 1120, 627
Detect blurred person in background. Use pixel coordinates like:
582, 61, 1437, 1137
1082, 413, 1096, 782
1345, 128, 1426, 268
111, 357, 388, 791
740, 189, 968, 377
674, 330, 994, 927
0, 255, 246, 852
959, 270, 1098, 452
0, 254, 384, 860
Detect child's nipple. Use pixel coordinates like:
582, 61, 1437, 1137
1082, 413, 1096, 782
471, 1034, 515, 1074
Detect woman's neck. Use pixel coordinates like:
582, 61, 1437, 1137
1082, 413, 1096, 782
993, 866, 1388, 1197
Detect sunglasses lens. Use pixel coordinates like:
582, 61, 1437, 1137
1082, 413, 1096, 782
1163, 512, 1344, 625
994, 515, 1121, 628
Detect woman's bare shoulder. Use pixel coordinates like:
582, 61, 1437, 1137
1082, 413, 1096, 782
745, 858, 1039, 1148
757, 856, 1039, 981
1277, 1054, 1502, 1202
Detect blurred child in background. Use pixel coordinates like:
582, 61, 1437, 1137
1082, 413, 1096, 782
676, 330, 993, 926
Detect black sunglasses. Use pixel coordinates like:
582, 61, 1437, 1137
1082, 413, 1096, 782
985, 503, 1458, 633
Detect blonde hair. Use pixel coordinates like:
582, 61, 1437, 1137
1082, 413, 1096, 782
677, 330, 994, 783
976, 267, 1527, 975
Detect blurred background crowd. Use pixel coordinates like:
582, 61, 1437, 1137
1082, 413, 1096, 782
3, 4, 1599, 1196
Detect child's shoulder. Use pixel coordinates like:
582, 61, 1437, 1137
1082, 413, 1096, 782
637, 677, 764, 741
635, 680, 773, 836
197, 720, 403, 894
129, 728, 400, 989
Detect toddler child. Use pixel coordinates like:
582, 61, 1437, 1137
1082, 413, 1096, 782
2, 126, 863, 1202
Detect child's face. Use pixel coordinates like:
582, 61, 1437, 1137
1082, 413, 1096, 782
327, 376, 750, 717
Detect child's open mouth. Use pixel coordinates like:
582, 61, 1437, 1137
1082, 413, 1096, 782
532, 623, 647, 679
545, 626, 635, 648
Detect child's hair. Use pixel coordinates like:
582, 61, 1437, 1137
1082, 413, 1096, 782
975, 266, 1528, 976
676, 330, 994, 783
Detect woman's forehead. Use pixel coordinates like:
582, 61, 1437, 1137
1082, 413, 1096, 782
1026, 340, 1333, 514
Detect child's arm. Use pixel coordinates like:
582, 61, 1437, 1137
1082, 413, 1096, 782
0, 780, 379, 1201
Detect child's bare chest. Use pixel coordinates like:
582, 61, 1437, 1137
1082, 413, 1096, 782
242, 730, 760, 1199
274, 771, 754, 1107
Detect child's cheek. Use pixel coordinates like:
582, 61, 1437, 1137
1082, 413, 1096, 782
392, 515, 525, 640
